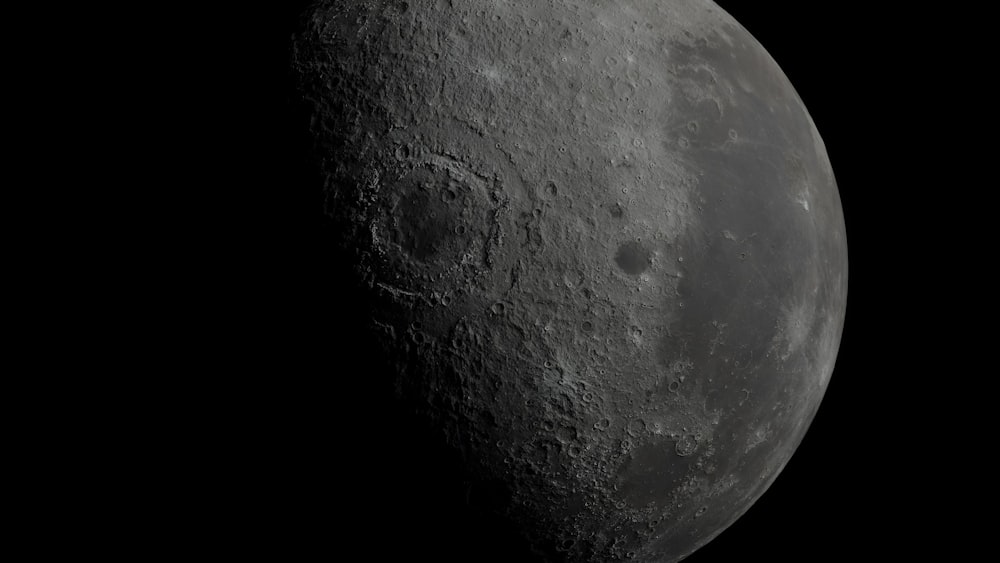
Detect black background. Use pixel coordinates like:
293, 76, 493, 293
231, 2, 945, 560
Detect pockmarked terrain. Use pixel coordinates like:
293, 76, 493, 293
292, 1, 847, 561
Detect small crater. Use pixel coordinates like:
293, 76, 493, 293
543, 181, 558, 198
615, 241, 652, 275
627, 418, 646, 437
610, 203, 625, 219
675, 434, 698, 457
556, 426, 577, 443
491, 302, 506, 315
563, 269, 584, 289
581, 320, 594, 332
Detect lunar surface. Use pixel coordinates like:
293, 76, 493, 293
291, 1, 847, 561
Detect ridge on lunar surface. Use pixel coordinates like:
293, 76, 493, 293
291, 1, 847, 561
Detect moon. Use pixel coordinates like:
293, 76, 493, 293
292, 1, 847, 561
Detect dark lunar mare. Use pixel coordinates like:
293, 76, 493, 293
291, 1, 846, 561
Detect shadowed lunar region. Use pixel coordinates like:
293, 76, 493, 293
291, 1, 847, 561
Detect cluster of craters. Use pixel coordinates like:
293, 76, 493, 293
293, 1, 847, 562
